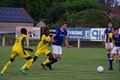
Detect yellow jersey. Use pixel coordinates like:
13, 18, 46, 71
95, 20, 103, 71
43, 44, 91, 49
37, 34, 50, 49
12, 34, 28, 51
108, 33, 113, 39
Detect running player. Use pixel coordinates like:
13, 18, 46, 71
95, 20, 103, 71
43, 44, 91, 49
32, 28, 55, 70
0, 28, 33, 75
104, 22, 113, 59
46, 21, 71, 70
108, 28, 120, 70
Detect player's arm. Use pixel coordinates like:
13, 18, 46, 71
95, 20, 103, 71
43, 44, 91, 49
64, 36, 72, 48
112, 40, 115, 48
24, 48, 34, 52
51, 29, 59, 42
43, 40, 51, 44
21, 37, 33, 52
103, 29, 107, 41
21, 37, 27, 54
51, 35, 56, 42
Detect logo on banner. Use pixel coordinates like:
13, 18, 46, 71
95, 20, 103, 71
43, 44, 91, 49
67, 28, 105, 41
91, 28, 105, 41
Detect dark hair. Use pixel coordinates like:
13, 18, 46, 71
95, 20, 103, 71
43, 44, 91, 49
21, 28, 27, 35
61, 21, 68, 25
114, 27, 119, 31
108, 22, 113, 24
44, 27, 49, 36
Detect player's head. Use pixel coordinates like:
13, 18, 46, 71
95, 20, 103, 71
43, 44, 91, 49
112, 27, 114, 34
44, 27, 49, 36
108, 22, 112, 28
114, 28, 119, 35
21, 28, 27, 35
61, 21, 68, 29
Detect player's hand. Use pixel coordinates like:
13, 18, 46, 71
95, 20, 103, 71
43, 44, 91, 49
67, 45, 72, 48
51, 40, 56, 43
51, 38, 56, 43
24, 48, 34, 52
43, 40, 50, 43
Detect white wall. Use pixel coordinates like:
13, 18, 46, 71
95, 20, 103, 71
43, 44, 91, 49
0, 22, 34, 33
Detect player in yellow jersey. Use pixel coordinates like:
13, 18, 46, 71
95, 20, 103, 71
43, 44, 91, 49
33, 28, 55, 70
0, 28, 33, 75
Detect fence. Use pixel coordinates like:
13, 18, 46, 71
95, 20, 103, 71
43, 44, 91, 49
0, 34, 105, 48
0, 28, 108, 48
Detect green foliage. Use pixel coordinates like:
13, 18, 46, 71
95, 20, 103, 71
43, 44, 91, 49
47, 0, 105, 24
110, 16, 120, 28
67, 9, 110, 28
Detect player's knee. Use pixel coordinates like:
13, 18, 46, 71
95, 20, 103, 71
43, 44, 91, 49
33, 56, 38, 63
47, 53, 54, 61
10, 58, 15, 62
25, 56, 32, 60
29, 58, 33, 63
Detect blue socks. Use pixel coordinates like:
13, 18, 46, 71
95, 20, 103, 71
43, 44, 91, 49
109, 59, 113, 68
49, 59, 58, 65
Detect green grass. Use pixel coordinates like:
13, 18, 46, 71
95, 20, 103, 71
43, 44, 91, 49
0, 46, 120, 80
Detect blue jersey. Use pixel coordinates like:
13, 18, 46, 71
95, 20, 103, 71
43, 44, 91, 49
113, 34, 120, 47
104, 28, 112, 43
52, 27, 67, 46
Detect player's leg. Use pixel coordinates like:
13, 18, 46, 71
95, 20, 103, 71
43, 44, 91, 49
113, 54, 118, 63
109, 47, 117, 70
33, 49, 41, 63
54, 45, 62, 60
46, 45, 62, 68
110, 43, 117, 62
117, 48, 120, 71
42, 50, 54, 65
19, 56, 33, 75
105, 43, 111, 59
41, 50, 54, 70
19, 51, 33, 75
1, 51, 17, 75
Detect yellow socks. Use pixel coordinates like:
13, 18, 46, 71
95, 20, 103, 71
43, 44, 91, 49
1, 61, 12, 74
22, 59, 33, 69
43, 59, 50, 65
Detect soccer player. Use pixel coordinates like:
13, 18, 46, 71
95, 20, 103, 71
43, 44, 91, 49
0, 28, 33, 75
46, 21, 71, 70
104, 22, 113, 59
108, 28, 120, 70
108, 28, 118, 62
33, 28, 54, 70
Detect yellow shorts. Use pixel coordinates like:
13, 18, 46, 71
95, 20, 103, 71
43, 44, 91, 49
35, 48, 50, 57
11, 50, 30, 59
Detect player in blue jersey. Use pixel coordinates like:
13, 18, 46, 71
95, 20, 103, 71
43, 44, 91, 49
45, 22, 71, 70
108, 28, 120, 70
104, 22, 113, 59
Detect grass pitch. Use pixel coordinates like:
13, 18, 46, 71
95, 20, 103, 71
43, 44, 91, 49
0, 46, 120, 80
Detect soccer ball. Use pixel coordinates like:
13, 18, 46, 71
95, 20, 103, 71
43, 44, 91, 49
97, 66, 104, 73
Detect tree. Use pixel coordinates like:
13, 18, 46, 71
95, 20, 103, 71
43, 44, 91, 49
98, 0, 120, 8
66, 9, 110, 28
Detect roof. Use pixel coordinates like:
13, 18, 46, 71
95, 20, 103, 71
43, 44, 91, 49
111, 8, 120, 16
0, 7, 34, 23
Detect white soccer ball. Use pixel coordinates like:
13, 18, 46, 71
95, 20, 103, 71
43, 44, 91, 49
97, 66, 104, 73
